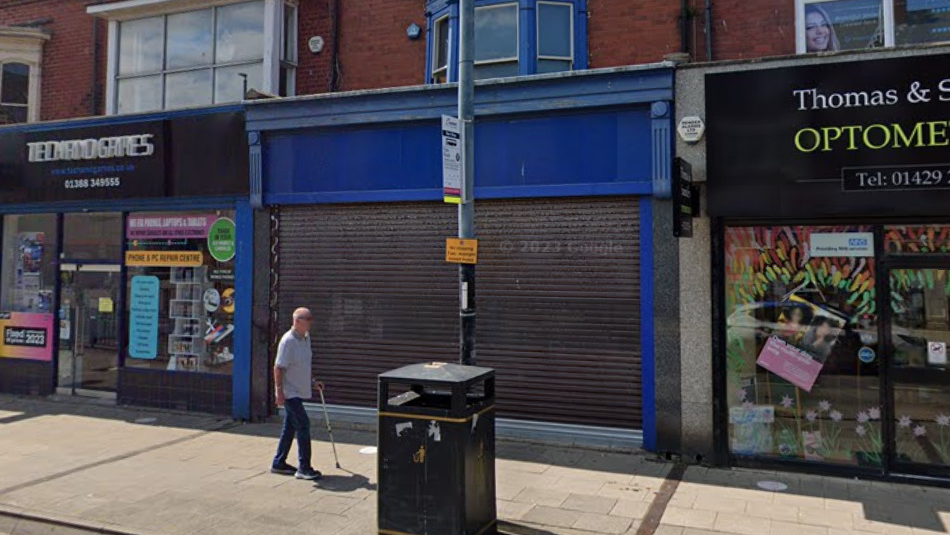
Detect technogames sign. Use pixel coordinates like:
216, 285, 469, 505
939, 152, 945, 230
27, 134, 155, 162
1, 121, 167, 202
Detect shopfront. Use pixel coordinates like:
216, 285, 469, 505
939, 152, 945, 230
0, 108, 254, 418
247, 66, 674, 446
707, 52, 950, 480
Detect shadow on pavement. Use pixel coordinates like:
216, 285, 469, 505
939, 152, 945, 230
314, 471, 377, 493
497, 520, 561, 535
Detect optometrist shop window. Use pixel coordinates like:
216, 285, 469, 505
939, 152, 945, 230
106, 0, 297, 114
797, 0, 950, 54
124, 211, 236, 375
724, 225, 881, 466
427, 0, 584, 83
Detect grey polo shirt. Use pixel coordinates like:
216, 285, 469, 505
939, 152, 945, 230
275, 328, 312, 400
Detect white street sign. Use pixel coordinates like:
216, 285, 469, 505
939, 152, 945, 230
442, 115, 463, 202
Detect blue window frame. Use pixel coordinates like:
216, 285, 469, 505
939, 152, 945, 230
425, 0, 588, 84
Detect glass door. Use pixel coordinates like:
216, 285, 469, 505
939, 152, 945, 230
58, 264, 121, 396
886, 265, 950, 477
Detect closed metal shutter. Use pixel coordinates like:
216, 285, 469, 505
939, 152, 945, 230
276, 197, 641, 429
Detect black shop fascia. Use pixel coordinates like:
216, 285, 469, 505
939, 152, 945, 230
0, 111, 247, 204
707, 53, 950, 219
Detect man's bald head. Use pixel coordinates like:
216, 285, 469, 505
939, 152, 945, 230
292, 307, 313, 335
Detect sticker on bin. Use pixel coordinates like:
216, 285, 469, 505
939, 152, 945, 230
428, 421, 442, 442
395, 422, 412, 436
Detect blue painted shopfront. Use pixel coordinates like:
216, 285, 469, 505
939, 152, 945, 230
247, 65, 673, 448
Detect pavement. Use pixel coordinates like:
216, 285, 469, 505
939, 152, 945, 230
0, 396, 949, 535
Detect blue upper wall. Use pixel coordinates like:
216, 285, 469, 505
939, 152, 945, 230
247, 66, 674, 204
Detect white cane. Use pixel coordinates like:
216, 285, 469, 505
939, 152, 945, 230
318, 387, 341, 469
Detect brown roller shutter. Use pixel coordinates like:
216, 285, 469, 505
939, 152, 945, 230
276, 196, 641, 429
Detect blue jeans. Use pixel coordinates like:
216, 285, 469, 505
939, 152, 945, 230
273, 397, 312, 471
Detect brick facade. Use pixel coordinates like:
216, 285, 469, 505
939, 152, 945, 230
296, 0, 427, 94
587, 0, 683, 69
0, 0, 802, 121
1, 0, 105, 121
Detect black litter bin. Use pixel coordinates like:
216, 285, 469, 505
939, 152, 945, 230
377, 362, 496, 535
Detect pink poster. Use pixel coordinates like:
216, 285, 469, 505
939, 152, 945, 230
756, 335, 824, 392
127, 215, 214, 240
0, 312, 54, 361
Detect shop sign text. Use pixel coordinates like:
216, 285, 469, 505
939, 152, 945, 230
27, 134, 155, 163
125, 251, 204, 267
808, 232, 874, 257
706, 54, 950, 218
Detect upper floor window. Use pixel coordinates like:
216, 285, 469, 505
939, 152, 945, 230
797, 0, 950, 53
0, 27, 47, 124
0, 63, 29, 125
90, 0, 297, 114
426, 0, 586, 84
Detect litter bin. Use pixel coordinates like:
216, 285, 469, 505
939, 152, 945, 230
378, 362, 496, 535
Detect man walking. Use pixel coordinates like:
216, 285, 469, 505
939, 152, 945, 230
271, 307, 323, 480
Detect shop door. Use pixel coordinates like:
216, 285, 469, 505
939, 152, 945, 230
885, 264, 950, 478
58, 264, 121, 396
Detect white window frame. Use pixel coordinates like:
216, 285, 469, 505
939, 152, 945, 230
432, 14, 451, 83
474, 3, 520, 71
0, 27, 48, 123
278, 0, 298, 97
91, 0, 291, 114
795, 0, 895, 54
536, 1, 574, 69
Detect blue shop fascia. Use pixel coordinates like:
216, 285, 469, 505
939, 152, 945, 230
247, 65, 679, 450
0, 106, 257, 419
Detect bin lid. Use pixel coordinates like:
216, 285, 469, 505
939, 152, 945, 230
379, 362, 494, 386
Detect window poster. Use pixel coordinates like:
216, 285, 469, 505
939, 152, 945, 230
801, 0, 884, 54
0, 312, 54, 361
15, 232, 50, 313
125, 211, 235, 375
129, 276, 160, 359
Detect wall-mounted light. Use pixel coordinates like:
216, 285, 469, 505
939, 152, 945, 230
308, 36, 325, 53
407, 23, 422, 40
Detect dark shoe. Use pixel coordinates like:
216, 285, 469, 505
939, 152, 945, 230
270, 462, 297, 475
295, 468, 322, 480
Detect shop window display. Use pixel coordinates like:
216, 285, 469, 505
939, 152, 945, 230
725, 226, 882, 466
888, 267, 950, 466
0, 214, 57, 362
124, 211, 236, 374
885, 225, 950, 254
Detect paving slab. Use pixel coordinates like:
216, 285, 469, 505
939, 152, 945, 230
2, 396, 950, 535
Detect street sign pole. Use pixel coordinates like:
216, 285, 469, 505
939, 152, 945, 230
458, 0, 476, 366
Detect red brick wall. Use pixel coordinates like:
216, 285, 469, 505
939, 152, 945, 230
587, 0, 683, 68
700, 0, 795, 61
295, 0, 333, 95
1, 0, 105, 121
586, 0, 795, 67
296, 0, 426, 95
